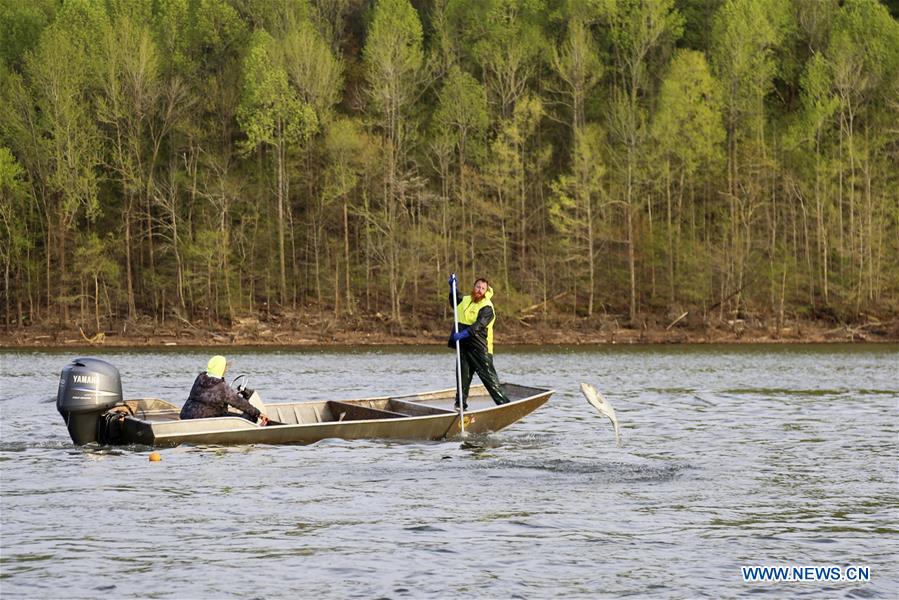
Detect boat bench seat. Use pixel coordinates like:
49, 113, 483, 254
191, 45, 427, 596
326, 401, 407, 421
264, 402, 407, 424
261, 399, 452, 425
267, 404, 329, 425
386, 399, 456, 416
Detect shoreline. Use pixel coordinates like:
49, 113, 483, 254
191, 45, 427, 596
3, 317, 897, 349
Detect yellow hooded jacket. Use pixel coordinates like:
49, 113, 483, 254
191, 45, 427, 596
453, 286, 496, 354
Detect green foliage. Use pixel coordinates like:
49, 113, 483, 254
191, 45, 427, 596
0, 146, 26, 193
677, 0, 722, 52
551, 16, 603, 130
152, 0, 191, 75
75, 232, 119, 281
549, 124, 604, 237
434, 65, 489, 159
0, 146, 32, 260
281, 17, 344, 121
827, 0, 899, 113
0, 0, 57, 69
51, 0, 111, 84
192, 0, 247, 55
652, 49, 725, 175
322, 117, 374, 202
486, 94, 544, 194
711, 0, 793, 124
0, 0, 897, 330
447, 0, 550, 118
27, 20, 104, 225
153, 0, 247, 78
608, 0, 684, 91
237, 29, 318, 153
363, 0, 424, 120
798, 52, 839, 136
231, 0, 310, 35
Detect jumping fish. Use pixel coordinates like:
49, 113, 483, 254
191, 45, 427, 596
580, 383, 621, 447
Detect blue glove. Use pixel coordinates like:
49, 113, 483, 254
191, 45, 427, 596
448, 274, 457, 289
451, 329, 470, 342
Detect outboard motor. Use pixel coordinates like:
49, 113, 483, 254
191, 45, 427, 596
57, 357, 123, 445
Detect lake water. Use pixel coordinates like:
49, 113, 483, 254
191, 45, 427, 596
1, 344, 897, 598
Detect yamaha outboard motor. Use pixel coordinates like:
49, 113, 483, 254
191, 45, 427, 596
57, 357, 123, 445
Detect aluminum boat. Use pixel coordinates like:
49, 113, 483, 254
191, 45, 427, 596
56, 357, 553, 447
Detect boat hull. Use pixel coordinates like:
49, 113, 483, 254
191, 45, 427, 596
111, 383, 553, 447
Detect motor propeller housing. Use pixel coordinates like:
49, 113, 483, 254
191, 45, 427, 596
57, 357, 123, 445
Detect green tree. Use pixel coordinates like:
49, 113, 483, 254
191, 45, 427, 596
484, 94, 544, 290
309, 0, 359, 52
363, 0, 424, 322
0, 0, 57, 70
652, 49, 725, 307
791, 51, 840, 305
607, 0, 684, 321
96, 12, 184, 319
237, 29, 318, 306
711, 0, 792, 316
322, 117, 375, 314
25, 1, 110, 324
450, 0, 549, 119
74, 232, 119, 334
549, 14, 605, 315
281, 16, 344, 304
433, 65, 489, 283
0, 147, 33, 328
549, 124, 605, 315
824, 0, 899, 307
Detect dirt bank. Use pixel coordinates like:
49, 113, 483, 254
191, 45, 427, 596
2, 311, 896, 348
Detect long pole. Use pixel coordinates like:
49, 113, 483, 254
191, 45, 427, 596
451, 273, 465, 436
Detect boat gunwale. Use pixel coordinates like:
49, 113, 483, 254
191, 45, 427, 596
139, 385, 555, 442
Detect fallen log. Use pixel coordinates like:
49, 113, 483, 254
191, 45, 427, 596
666, 311, 688, 330
519, 292, 569, 315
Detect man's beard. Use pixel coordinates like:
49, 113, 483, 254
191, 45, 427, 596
471, 291, 484, 302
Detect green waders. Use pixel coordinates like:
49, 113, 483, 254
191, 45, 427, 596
455, 345, 510, 409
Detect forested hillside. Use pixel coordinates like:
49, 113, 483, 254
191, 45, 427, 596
2, 0, 897, 338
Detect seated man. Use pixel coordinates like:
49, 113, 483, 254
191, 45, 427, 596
180, 355, 269, 425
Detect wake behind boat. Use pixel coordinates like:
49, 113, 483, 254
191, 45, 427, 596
56, 358, 553, 447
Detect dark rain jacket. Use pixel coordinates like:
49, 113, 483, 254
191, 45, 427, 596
448, 289, 495, 355
180, 372, 261, 420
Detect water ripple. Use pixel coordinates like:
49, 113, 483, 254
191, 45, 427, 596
1, 345, 896, 598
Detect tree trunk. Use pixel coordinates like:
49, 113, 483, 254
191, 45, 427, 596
79, 277, 85, 331
626, 162, 636, 323
627, 206, 636, 323
586, 185, 594, 317
313, 209, 322, 304
276, 136, 287, 307
815, 132, 828, 305
94, 273, 100, 334
498, 188, 510, 292
57, 212, 68, 326
221, 204, 234, 320
123, 198, 136, 320
343, 201, 352, 314
3, 255, 9, 331
666, 158, 674, 307
144, 191, 157, 320
364, 186, 371, 313
519, 143, 527, 279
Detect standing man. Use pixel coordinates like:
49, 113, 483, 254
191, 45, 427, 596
448, 275, 511, 409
